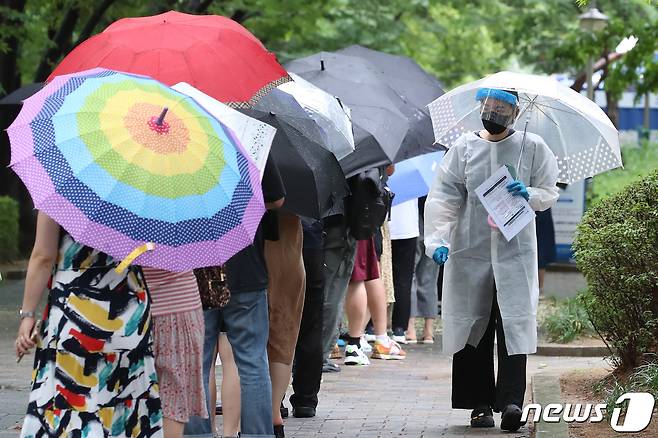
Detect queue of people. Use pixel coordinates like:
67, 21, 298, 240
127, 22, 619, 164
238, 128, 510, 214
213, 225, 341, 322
14, 85, 558, 437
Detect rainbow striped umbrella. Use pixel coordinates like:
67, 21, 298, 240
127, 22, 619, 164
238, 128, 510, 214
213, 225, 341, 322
7, 68, 264, 272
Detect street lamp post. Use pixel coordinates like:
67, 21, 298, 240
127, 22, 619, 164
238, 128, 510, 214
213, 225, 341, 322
578, 2, 609, 101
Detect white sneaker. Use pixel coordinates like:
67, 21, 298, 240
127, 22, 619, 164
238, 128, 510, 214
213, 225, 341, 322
360, 336, 372, 353
344, 344, 371, 366
391, 334, 408, 344
364, 333, 377, 343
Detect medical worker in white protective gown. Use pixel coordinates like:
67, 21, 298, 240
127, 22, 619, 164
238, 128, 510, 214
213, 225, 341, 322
424, 88, 559, 432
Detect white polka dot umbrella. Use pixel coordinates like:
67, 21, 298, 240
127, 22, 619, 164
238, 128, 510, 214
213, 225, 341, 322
427, 71, 621, 184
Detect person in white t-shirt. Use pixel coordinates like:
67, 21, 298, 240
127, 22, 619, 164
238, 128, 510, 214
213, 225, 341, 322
388, 199, 420, 343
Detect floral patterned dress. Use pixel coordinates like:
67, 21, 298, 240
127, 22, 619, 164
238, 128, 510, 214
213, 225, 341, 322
21, 234, 163, 437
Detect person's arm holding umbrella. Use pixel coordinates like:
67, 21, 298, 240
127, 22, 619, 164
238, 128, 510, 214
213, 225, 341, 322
423, 137, 467, 265
15, 212, 59, 358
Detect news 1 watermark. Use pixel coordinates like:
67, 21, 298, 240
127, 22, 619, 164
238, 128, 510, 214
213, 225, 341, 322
522, 392, 656, 432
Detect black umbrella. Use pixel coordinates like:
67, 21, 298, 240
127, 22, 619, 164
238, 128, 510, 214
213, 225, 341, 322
337, 45, 444, 111
339, 124, 389, 178
254, 88, 330, 150
241, 109, 348, 219
0, 83, 43, 106
286, 51, 434, 163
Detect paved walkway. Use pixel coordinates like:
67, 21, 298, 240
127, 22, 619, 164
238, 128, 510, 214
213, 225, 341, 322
0, 335, 607, 438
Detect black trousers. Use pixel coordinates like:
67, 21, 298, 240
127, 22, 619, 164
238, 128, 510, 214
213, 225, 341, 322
290, 247, 325, 409
451, 293, 527, 412
391, 237, 418, 331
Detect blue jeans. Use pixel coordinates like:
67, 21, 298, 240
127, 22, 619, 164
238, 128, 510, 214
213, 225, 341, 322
184, 290, 273, 438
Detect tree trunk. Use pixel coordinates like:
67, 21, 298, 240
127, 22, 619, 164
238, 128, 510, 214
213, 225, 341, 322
571, 52, 624, 92
605, 89, 619, 128
33, 6, 81, 82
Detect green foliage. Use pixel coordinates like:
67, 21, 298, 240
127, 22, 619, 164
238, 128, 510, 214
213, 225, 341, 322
541, 295, 596, 343
594, 361, 658, 419
588, 142, 658, 206
0, 196, 20, 262
574, 171, 658, 370
3, 0, 657, 93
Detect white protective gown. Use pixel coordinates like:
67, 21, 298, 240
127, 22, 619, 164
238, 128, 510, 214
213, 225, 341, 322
424, 131, 559, 355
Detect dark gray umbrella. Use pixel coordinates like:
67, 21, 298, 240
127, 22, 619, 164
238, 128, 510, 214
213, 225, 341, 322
241, 108, 348, 219
337, 45, 444, 111
0, 83, 43, 106
339, 124, 389, 178
286, 51, 435, 163
254, 88, 330, 148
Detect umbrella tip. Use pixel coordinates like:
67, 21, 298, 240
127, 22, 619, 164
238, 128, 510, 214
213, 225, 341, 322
156, 107, 169, 126
320, 59, 325, 71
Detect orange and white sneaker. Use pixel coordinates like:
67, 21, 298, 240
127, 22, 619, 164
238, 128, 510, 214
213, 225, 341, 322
371, 338, 406, 360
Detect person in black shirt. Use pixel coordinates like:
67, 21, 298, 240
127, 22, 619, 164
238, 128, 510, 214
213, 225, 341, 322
185, 156, 285, 438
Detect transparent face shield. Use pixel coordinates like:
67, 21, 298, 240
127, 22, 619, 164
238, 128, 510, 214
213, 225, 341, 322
476, 88, 519, 129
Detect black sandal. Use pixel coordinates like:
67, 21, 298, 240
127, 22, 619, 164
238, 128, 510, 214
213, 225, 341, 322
471, 406, 495, 428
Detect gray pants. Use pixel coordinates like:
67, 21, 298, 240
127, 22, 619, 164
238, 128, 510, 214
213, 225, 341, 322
411, 206, 439, 318
321, 220, 357, 359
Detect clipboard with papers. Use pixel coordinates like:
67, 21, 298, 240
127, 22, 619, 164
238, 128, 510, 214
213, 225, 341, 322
474, 165, 535, 242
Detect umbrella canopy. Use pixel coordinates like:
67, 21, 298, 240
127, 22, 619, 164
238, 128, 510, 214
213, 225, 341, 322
172, 82, 276, 178
339, 124, 389, 178
387, 151, 445, 205
254, 88, 329, 148
0, 83, 43, 106
428, 71, 621, 184
337, 45, 444, 114
286, 51, 432, 163
278, 72, 354, 159
7, 68, 264, 272
48, 11, 289, 108
241, 108, 348, 219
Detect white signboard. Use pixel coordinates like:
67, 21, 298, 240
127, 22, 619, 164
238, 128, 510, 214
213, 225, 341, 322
552, 180, 586, 262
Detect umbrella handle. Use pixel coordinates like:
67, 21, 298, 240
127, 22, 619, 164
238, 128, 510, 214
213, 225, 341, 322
115, 242, 155, 273
515, 116, 531, 180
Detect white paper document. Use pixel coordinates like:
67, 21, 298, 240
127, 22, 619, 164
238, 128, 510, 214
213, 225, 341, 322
475, 165, 535, 241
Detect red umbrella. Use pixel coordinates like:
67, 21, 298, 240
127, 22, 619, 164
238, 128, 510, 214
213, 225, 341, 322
48, 11, 289, 108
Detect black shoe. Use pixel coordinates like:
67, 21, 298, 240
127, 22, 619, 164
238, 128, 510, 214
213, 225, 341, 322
273, 424, 285, 438
500, 404, 523, 432
280, 402, 289, 419
292, 406, 316, 418
470, 406, 495, 428
322, 359, 340, 373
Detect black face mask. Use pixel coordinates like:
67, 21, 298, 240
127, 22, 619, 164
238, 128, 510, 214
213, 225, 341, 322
482, 119, 507, 135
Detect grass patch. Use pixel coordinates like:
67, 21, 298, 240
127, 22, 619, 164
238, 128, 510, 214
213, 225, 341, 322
540, 295, 596, 343
593, 360, 658, 419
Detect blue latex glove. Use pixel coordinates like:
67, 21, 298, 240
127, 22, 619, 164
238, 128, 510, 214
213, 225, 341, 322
432, 246, 449, 265
506, 180, 529, 201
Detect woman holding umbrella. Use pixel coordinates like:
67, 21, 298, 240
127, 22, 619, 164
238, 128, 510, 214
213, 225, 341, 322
424, 88, 559, 432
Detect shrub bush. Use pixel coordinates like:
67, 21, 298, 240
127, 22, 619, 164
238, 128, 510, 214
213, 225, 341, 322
574, 170, 658, 370
0, 196, 20, 262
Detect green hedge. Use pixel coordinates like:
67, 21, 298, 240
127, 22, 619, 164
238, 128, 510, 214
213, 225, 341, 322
574, 170, 658, 370
0, 196, 19, 262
